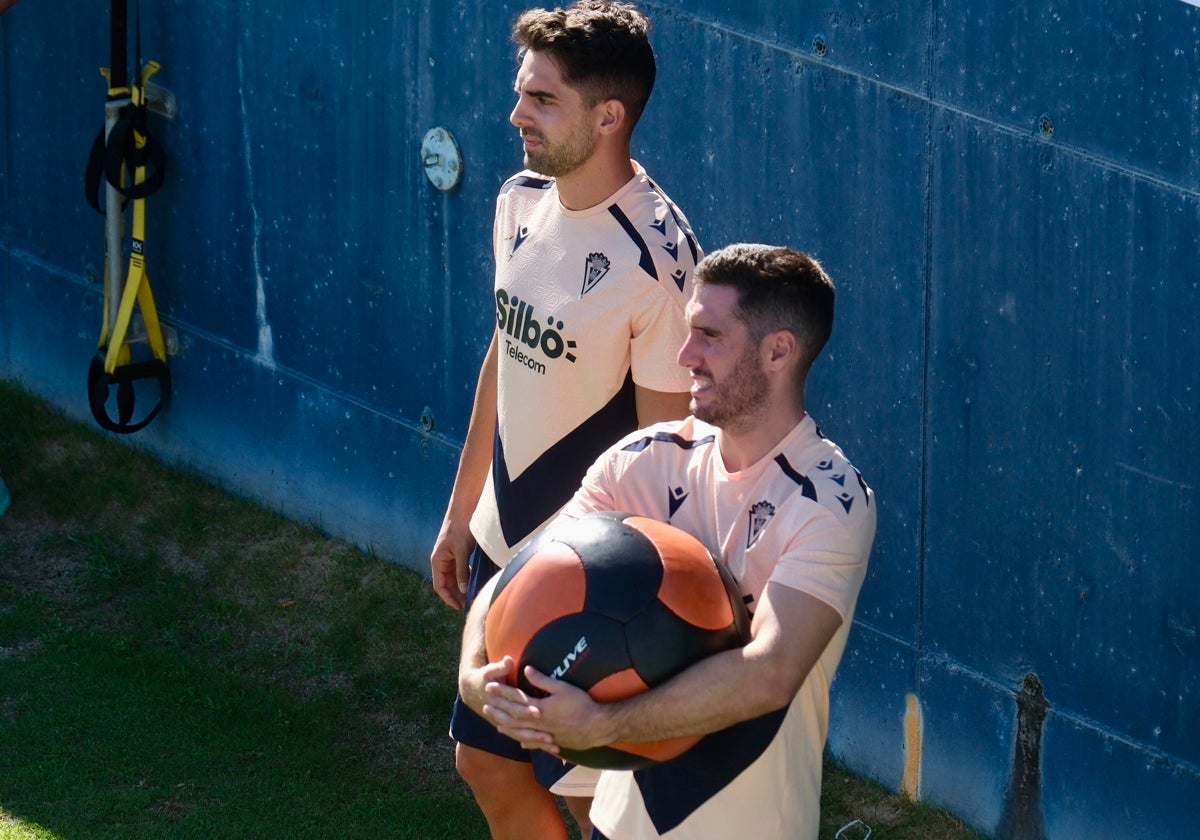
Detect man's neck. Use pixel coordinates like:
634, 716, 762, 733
717, 401, 807, 474
555, 150, 636, 211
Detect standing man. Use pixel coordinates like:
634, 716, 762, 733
462, 244, 877, 840
430, 2, 701, 837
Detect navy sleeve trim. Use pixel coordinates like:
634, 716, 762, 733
774, 453, 819, 502
608, 204, 658, 281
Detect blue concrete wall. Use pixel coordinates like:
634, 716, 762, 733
2, 1, 1197, 837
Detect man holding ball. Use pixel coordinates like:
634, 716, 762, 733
460, 244, 877, 839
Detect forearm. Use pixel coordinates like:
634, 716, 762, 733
505, 584, 844, 753
601, 639, 795, 745
604, 585, 842, 745
430, 337, 498, 608
492, 634, 797, 757
459, 596, 488, 686
459, 577, 506, 714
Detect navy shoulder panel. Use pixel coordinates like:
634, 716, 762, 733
622, 431, 716, 453
500, 174, 553, 195
646, 177, 701, 265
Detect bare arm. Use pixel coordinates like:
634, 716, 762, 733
482, 582, 844, 752
633, 385, 690, 427
430, 336, 497, 609
457, 575, 516, 712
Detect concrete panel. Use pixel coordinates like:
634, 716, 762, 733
917, 661, 1013, 836
927, 109, 1200, 764
918, 659, 1200, 840
1040, 710, 1200, 840
935, 2, 1200, 190
659, 0, 931, 92
828, 624, 919, 794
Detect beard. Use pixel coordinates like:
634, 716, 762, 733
691, 345, 771, 433
522, 122, 597, 177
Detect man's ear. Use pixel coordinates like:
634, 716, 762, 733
596, 98, 626, 135
763, 329, 799, 369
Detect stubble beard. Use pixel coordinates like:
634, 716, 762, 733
691, 348, 771, 434
522, 123, 596, 178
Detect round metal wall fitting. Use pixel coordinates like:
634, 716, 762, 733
421, 127, 463, 191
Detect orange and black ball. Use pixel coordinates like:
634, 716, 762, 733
485, 510, 751, 769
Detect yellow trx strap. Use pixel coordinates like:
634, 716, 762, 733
99, 61, 168, 372
86, 58, 171, 434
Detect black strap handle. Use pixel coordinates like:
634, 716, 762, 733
87, 352, 171, 434
84, 106, 166, 215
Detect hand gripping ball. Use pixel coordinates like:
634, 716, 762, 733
485, 510, 751, 769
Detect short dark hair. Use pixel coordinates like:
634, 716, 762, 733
513, 1, 656, 129
695, 244, 836, 369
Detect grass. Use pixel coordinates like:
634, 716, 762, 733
0, 378, 983, 839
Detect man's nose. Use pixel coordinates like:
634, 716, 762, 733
510, 98, 529, 128
677, 335, 698, 369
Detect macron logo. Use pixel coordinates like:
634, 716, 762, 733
512, 225, 531, 257
668, 485, 689, 518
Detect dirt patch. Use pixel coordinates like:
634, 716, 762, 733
0, 514, 89, 602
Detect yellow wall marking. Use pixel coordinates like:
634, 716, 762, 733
902, 693, 923, 800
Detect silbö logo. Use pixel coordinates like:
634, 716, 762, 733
496, 289, 578, 375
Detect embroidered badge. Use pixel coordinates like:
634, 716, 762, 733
747, 500, 776, 549
581, 252, 611, 296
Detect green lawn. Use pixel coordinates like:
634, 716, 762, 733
0, 378, 981, 839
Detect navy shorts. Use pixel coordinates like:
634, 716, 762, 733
449, 544, 573, 789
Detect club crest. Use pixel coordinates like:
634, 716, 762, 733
581, 252, 611, 296
747, 500, 776, 549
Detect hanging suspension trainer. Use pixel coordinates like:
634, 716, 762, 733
84, 0, 174, 434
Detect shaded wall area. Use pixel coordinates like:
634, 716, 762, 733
2, 2, 1196, 837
